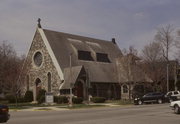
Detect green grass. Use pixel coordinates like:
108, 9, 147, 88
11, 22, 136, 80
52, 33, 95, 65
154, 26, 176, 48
57, 104, 106, 109
34, 108, 52, 111
1, 99, 133, 111
106, 100, 133, 105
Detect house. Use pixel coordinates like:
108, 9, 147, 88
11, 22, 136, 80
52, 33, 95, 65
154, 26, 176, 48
116, 54, 152, 99
20, 21, 151, 101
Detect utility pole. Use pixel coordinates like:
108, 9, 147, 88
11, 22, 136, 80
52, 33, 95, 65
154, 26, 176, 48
69, 53, 73, 107
167, 63, 169, 92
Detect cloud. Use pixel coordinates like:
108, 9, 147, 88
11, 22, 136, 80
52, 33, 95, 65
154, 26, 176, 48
0, 0, 180, 58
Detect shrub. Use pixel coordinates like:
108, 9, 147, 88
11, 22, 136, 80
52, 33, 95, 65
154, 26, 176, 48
54, 96, 68, 104
72, 97, 83, 104
17, 97, 25, 103
0, 97, 6, 101
24, 90, 33, 102
91, 97, 106, 103
0, 97, 8, 104
37, 89, 46, 102
5, 94, 16, 103
38, 96, 45, 104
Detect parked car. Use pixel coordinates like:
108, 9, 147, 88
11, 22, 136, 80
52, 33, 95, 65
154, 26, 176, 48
134, 92, 165, 105
165, 91, 180, 102
0, 105, 10, 123
170, 100, 180, 114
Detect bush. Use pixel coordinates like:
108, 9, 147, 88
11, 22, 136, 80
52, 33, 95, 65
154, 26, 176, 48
37, 89, 46, 103
24, 90, 33, 102
5, 94, 16, 103
54, 96, 68, 104
0, 97, 6, 101
91, 97, 106, 103
72, 97, 83, 104
38, 96, 45, 104
17, 97, 25, 103
0, 97, 8, 104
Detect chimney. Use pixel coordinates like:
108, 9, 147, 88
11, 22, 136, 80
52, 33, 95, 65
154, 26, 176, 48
112, 38, 116, 44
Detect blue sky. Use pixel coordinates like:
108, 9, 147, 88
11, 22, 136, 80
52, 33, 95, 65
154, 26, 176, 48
0, 0, 180, 56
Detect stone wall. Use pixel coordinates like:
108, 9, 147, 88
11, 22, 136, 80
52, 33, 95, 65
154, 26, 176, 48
22, 29, 62, 100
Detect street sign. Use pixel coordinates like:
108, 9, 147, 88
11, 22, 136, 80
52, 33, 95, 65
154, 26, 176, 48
45, 92, 54, 104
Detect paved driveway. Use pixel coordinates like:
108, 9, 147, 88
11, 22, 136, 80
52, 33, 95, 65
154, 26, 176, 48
7, 103, 180, 124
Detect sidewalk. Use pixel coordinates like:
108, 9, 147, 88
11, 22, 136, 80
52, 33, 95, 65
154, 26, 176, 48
10, 106, 69, 112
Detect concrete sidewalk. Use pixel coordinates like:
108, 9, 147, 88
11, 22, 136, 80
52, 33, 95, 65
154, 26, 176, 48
10, 106, 69, 112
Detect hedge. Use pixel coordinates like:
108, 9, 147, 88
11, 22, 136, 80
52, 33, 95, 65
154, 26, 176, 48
90, 97, 106, 103
54, 96, 68, 104
38, 96, 45, 104
5, 94, 16, 103
24, 90, 33, 102
37, 89, 46, 104
72, 97, 83, 104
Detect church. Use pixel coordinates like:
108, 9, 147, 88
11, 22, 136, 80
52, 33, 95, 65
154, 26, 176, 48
20, 20, 152, 101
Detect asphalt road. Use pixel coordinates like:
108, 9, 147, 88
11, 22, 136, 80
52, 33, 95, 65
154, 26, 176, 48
5, 104, 180, 124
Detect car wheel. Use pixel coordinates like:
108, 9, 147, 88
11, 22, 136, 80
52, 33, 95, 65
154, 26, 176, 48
157, 99, 162, 104
138, 100, 142, 105
174, 105, 180, 114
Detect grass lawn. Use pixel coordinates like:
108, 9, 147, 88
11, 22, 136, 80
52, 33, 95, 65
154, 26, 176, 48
58, 104, 106, 109
106, 100, 133, 105
1, 99, 133, 110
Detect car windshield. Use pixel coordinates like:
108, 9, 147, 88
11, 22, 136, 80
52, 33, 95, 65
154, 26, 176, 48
144, 93, 152, 97
174, 91, 179, 95
167, 92, 172, 96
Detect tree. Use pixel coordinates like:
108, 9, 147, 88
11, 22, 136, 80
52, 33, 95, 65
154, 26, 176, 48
155, 24, 175, 60
0, 41, 24, 96
141, 41, 165, 91
175, 30, 180, 61
155, 24, 175, 91
122, 45, 138, 56
141, 42, 163, 63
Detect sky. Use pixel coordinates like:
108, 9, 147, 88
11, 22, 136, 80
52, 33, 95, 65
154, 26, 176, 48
0, 0, 180, 56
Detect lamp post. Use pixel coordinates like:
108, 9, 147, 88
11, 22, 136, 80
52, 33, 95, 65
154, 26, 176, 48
69, 53, 73, 107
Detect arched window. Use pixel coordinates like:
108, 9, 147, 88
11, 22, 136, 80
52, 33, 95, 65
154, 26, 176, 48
47, 72, 51, 92
26, 75, 29, 91
123, 85, 128, 93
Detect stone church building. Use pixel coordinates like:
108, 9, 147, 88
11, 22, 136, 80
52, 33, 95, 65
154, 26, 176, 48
20, 21, 152, 101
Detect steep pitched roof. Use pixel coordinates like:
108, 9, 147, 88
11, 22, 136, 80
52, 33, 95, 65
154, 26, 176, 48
42, 28, 122, 83
61, 66, 83, 89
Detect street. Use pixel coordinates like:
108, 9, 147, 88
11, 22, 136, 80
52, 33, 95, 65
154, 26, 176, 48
6, 104, 180, 124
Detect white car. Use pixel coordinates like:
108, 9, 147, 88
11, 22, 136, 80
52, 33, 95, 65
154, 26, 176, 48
166, 91, 180, 102
170, 100, 180, 114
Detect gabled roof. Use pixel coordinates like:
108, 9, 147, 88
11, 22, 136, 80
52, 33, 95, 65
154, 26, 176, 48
43, 29, 122, 68
61, 66, 83, 89
41, 28, 122, 83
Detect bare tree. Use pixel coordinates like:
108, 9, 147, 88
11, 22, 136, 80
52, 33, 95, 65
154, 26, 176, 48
0, 41, 23, 97
155, 24, 175, 60
141, 42, 163, 62
154, 24, 175, 91
122, 45, 138, 56
175, 30, 180, 61
141, 41, 167, 92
